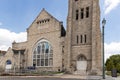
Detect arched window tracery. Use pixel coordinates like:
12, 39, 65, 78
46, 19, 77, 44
33, 40, 53, 67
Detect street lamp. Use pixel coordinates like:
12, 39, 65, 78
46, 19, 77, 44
102, 18, 106, 79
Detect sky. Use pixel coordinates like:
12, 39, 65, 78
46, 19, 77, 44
0, 0, 120, 61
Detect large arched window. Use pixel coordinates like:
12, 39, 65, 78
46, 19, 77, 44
6, 60, 12, 65
33, 40, 53, 67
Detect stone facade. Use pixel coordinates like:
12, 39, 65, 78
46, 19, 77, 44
0, 0, 102, 75
65, 0, 102, 75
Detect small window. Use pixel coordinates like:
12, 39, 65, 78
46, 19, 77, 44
48, 19, 50, 22
85, 35, 87, 43
75, 0, 78, 1
40, 21, 41, 24
86, 7, 89, 18
45, 20, 47, 23
80, 35, 83, 43
42, 20, 44, 23
62, 46, 64, 53
81, 8, 84, 19
37, 21, 39, 24
77, 35, 79, 44
76, 10, 79, 20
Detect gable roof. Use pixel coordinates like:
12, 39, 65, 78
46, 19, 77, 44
28, 8, 60, 29
39, 8, 60, 22
0, 50, 6, 56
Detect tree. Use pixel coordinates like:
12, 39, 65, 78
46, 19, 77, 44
116, 64, 120, 73
105, 54, 120, 73
105, 59, 114, 71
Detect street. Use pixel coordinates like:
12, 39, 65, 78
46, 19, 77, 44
0, 77, 82, 80
0, 76, 120, 80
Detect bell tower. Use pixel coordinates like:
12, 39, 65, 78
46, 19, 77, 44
65, 0, 102, 75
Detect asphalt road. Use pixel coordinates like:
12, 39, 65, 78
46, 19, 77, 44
1, 76, 119, 80
0, 77, 82, 80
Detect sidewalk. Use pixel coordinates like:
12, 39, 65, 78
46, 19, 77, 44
0, 74, 120, 80
101, 75, 120, 80
60, 74, 101, 79
59, 74, 120, 80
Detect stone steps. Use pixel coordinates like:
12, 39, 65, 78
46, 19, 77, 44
74, 70, 87, 75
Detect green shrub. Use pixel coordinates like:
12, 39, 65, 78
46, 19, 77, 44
106, 71, 111, 76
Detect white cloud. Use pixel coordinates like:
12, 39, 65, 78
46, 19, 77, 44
0, 28, 27, 51
104, 0, 120, 14
105, 42, 120, 61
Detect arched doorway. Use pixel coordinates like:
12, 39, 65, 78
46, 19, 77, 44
77, 55, 87, 71
5, 60, 12, 72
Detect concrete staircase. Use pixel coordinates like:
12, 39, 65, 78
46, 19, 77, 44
74, 70, 87, 75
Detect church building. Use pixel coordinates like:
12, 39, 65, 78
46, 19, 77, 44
0, 0, 102, 75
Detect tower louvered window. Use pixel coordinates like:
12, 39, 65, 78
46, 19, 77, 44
76, 10, 79, 20
80, 35, 83, 43
77, 35, 79, 44
81, 8, 84, 19
86, 7, 89, 18
85, 35, 87, 43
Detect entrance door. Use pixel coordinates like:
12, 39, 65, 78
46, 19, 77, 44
77, 61, 87, 70
5, 60, 12, 72
77, 55, 87, 71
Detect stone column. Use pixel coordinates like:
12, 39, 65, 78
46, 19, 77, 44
91, 0, 98, 73
18, 51, 21, 69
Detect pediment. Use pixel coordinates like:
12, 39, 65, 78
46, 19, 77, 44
29, 8, 60, 28
37, 8, 58, 21
4, 47, 13, 57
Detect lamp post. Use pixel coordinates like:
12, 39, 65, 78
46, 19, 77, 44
102, 18, 106, 79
